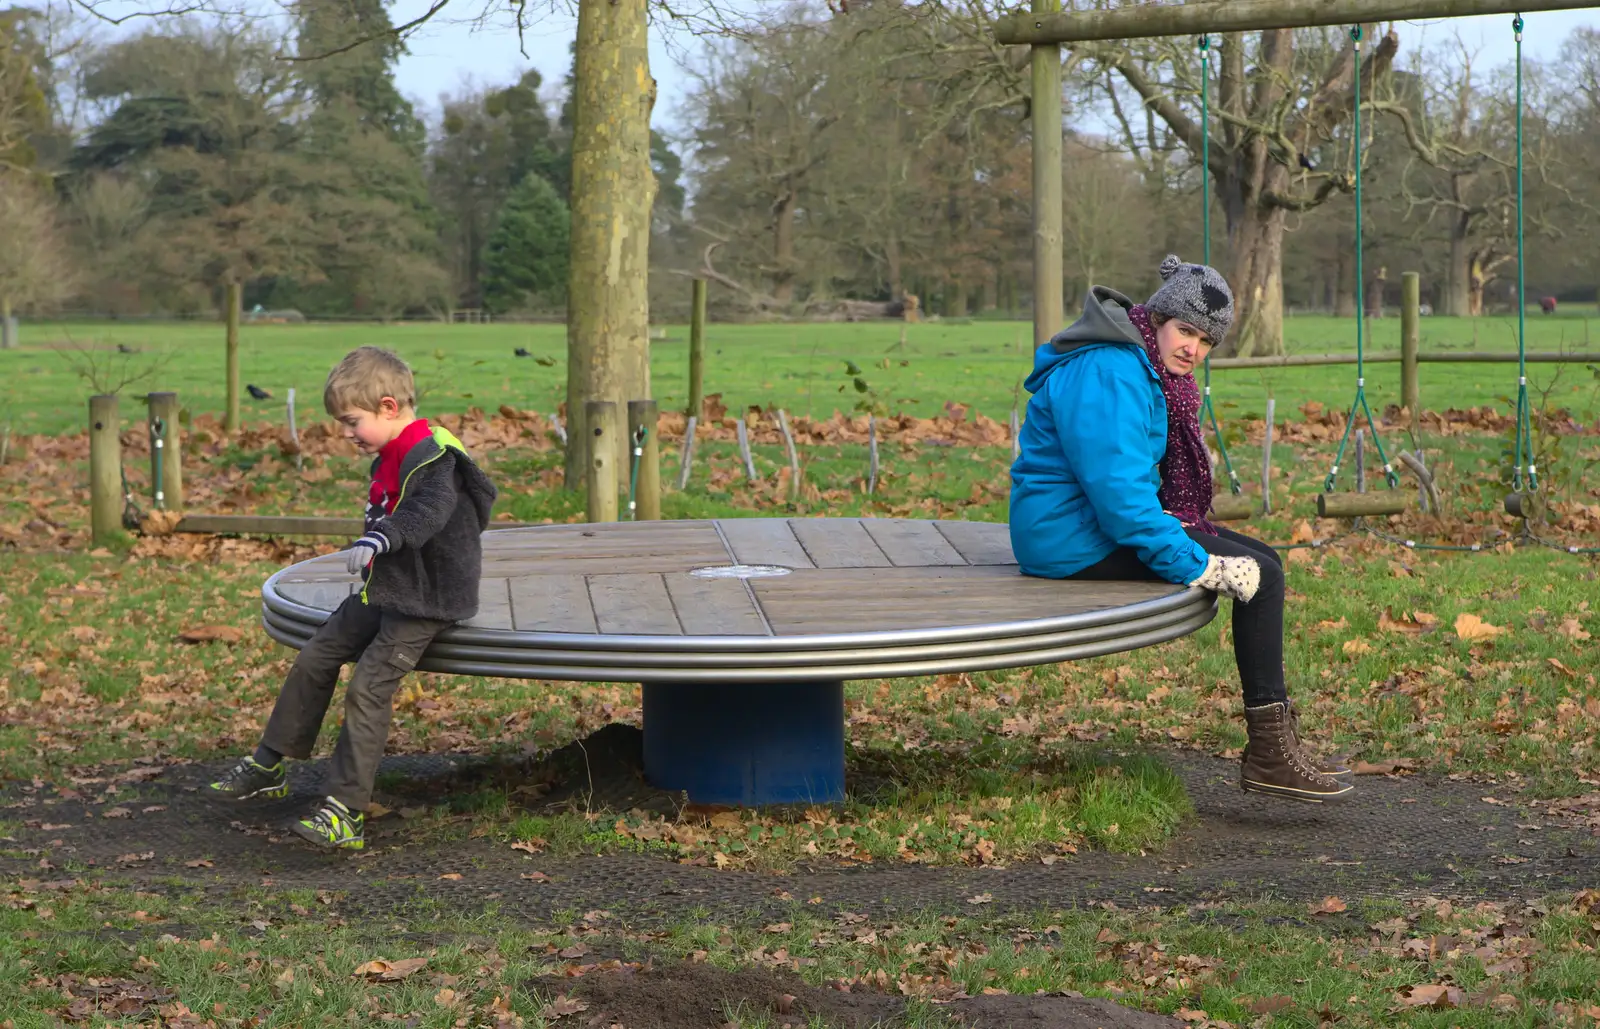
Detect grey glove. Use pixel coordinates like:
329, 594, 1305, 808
344, 530, 390, 575
1189, 553, 1261, 603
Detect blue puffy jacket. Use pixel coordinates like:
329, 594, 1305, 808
1008, 287, 1209, 584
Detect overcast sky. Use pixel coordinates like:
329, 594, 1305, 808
386, 2, 1600, 136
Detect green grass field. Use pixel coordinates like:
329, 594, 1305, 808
4, 313, 1599, 436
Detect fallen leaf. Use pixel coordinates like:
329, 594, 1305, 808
1290, 520, 1316, 545
1453, 613, 1506, 641
510, 839, 545, 854
520, 871, 551, 882
1395, 984, 1464, 1009
1557, 617, 1591, 641
184, 859, 213, 869
1549, 657, 1577, 678
438, 873, 462, 881
1310, 896, 1348, 915
175, 625, 245, 645
1316, 617, 1349, 631
1174, 1007, 1209, 1023
434, 988, 460, 1008
1342, 638, 1373, 656
1379, 609, 1438, 634
351, 957, 428, 981
966, 893, 994, 905
764, 922, 792, 933
365, 802, 391, 819
1352, 759, 1418, 775
539, 996, 588, 1019
102, 807, 132, 819
557, 943, 588, 959
1250, 996, 1295, 1014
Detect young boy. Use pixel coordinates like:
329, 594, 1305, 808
208, 346, 498, 848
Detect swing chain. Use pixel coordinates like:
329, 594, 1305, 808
627, 423, 648, 520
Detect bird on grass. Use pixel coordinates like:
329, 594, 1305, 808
514, 347, 532, 357
247, 384, 272, 400
116, 343, 141, 354
1297, 153, 1316, 171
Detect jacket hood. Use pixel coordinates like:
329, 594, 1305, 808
1024, 286, 1147, 394
400, 426, 497, 527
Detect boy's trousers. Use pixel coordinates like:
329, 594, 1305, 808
261, 594, 450, 811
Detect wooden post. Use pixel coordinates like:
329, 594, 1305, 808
627, 399, 660, 520
677, 415, 697, 490
1413, 449, 1430, 513
867, 414, 879, 495
1401, 271, 1420, 430
735, 418, 757, 481
285, 387, 303, 473
1354, 429, 1367, 494
147, 391, 183, 512
1030, 0, 1064, 349
224, 280, 242, 433
585, 400, 619, 523
0, 295, 13, 349
1260, 397, 1275, 516
777, 409, 801, 500
688, 278, 707, 419
89, 394, 122, 543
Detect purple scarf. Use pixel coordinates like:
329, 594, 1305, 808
1129, 305, 1217, 535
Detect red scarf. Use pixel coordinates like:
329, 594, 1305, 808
370, 419, 432, 515
1128, 306, 1217, 535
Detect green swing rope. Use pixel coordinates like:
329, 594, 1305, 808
1196, 35, 1242, 495
1323, 25, 1401, 494
1512, 15, 1537, 494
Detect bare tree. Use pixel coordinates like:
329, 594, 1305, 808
0, 174, 76, 329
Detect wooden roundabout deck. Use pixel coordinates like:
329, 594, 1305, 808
261, 519, 1215, 806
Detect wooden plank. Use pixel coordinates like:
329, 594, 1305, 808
484, 551, 727, 577
587, 574, 683, 635
715, 518, 815, 568
509, 575, 598, 634
462, 577, 513, 630
275, 580, 357, 612
663, 574, 770, 636
179, 514, 537, 536
929, 521, 1015, 566
862, 519, 967, 567
788, 518, 891, 569
753, 566, 1176, 635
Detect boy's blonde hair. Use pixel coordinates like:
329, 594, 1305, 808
324, 346, 416, 415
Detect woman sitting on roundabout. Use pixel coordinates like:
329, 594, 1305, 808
1009, 255, 1352, 804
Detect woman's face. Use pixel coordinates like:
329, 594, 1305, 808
1154, 317, 1213, 375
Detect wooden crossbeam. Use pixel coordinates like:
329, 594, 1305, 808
995, 0, 1594, 45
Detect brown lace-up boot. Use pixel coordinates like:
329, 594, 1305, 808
1286, 700, 1353, 780
1241, 702, 1354, 803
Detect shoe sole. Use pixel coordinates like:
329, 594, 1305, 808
288, 820, 364, 850
1241, 777, 1355, 803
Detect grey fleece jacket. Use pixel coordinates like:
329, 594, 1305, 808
360, 425, 498, 622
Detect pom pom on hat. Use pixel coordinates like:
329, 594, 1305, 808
1158, 254, 1183, 281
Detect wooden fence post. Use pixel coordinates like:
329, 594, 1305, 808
1030, 0, 1064, 349
585, 401, 619, 523
1401, 271, 1420, 431
147, 391, 183, 512
1260, 397, 1275, 515
627, 399, 660, 520
0, 295, 14, 349
89, 394, 122, 542
677, 415, 697, 490
688, 278, 707, 419
224, 280, 242, 433
777, 409, 801, 500
735, 418, 757, 481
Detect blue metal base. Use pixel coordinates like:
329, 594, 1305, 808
641, 680, 845, 806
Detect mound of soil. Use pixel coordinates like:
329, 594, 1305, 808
528, 959, 1182, 1029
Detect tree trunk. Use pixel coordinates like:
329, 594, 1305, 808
1366, 266, 1387, 318
1446, 222, 1471, 317
980, 271, 997, 312
563, 0, 657, 489
947, 283, 967, 317
772, 187, 797, 305
1467, 252, 1487, 317
1334, 239, 1357, 318
1224, 201, 1287, 357
224, 279, 242, 434
886, 231, 902, 299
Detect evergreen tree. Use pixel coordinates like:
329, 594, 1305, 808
481, 173, 569, 313
293, 0, 424, 154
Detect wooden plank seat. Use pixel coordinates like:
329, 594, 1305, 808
260, 519, 1215, 806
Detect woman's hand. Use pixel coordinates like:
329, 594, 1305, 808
1188, 553, 1261, 602
1163, 508, 1195, 529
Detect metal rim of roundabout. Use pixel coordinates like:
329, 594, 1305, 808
261, 566, 1217, 684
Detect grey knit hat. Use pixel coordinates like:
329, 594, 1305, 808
1144, 254, 1234, 344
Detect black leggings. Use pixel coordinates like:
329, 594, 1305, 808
1068, 525, 1286, 706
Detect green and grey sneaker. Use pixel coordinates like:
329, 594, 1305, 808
207, 756, 288, 800
290, 796, 364, 850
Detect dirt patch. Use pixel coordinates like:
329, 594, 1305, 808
528, 960, 1182, 1029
